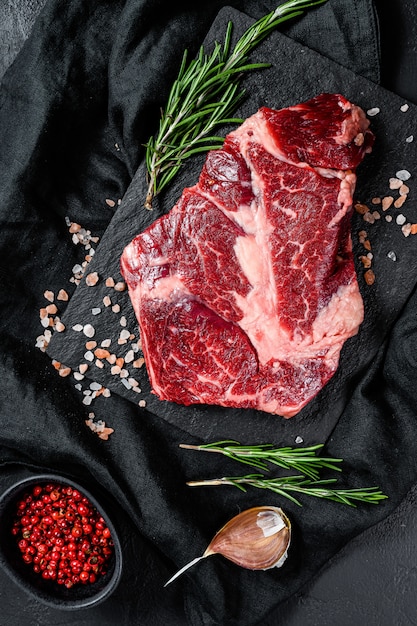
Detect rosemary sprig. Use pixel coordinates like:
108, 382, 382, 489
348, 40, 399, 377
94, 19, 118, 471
144, 0, 328, 208
186, 474, 388, 508
179, 441, 342, 480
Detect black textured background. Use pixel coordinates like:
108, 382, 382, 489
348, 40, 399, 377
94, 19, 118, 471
1, 1, 417, 625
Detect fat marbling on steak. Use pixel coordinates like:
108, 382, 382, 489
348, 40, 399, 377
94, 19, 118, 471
121, 93, 374, 418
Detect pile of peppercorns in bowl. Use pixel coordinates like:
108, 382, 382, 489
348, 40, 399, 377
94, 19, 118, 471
0, 474, 123, 609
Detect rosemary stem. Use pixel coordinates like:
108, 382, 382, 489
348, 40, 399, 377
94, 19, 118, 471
186, 475, 388, 507
144, 0, 329, 208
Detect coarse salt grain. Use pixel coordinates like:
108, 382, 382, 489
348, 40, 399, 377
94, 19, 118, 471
364, 269, 375, 285
119, 369, 129, 378
400, 103, 409, 112
111, 365, 121, 375
387, 251, 397, 261
367, 107, 380, 116
73, 372, 84, 381
72, 324, 83, 332
112, 304, 121, 313
360, 255, 372, 268
85, 340, 97, 350
394, 195, 407, 208
84, 350, 94, 362
85, 272, 99, 286
396, 169, 411, 181
396, 214, 406, 225
363, 212, 375, 224
382, 196, 394, 210
69, 222, 81, 233
92, 308, 101, 315
385, 215, 393, 222
114, 282, 126, 292
35, 337, 46, 350
94, 348, 110, 359
120, 316, 127, 327
138, 400, 146, 407
295, 436, 304, 444
124, 350, 135, 363
55, 321, 65, 332
105, 199, 116, 208
103, 296, 112, 307
83, 324, 95, 338
119, 329, 130, 340
101, 338, 112, 348
105, 277, 115, 287
406, 135, 414, 143
79, 363, 89, 374
355, 203, 368, 215
389, 178, 402, 190
402, 223, 412, 237
57, 289, 68, 301
44, 290, 54, 302
121, 379, 132, 390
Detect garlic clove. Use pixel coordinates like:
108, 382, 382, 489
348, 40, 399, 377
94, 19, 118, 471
164, 506, 291, 586
204, 506, 291, 570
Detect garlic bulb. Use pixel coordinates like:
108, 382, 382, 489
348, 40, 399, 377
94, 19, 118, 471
164, 506, 291, 586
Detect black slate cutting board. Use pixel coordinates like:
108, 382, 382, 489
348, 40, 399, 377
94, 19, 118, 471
48, 6, 417, 447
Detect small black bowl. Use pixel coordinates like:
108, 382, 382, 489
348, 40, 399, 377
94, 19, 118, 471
0, 474, 123, 610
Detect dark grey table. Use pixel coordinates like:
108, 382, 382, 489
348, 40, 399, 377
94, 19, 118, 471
1, 2, 416, 625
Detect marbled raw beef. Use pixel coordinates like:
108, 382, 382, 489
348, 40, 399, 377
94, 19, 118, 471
121, 93, 374, 417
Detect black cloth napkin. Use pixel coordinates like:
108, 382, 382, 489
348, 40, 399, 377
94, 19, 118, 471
2, 1, 416, 625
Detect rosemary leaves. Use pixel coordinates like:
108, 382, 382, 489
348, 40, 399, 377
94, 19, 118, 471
144, 0, 329, 208
179, 441, 342, 480
180, 441, 388, 507
186, 474, 388, 507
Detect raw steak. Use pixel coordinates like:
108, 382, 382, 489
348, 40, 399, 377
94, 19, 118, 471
121, 93, 374, 418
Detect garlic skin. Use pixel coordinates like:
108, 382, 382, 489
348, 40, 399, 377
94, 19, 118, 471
204, 506, 291, 571
164, 506, 291, 586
